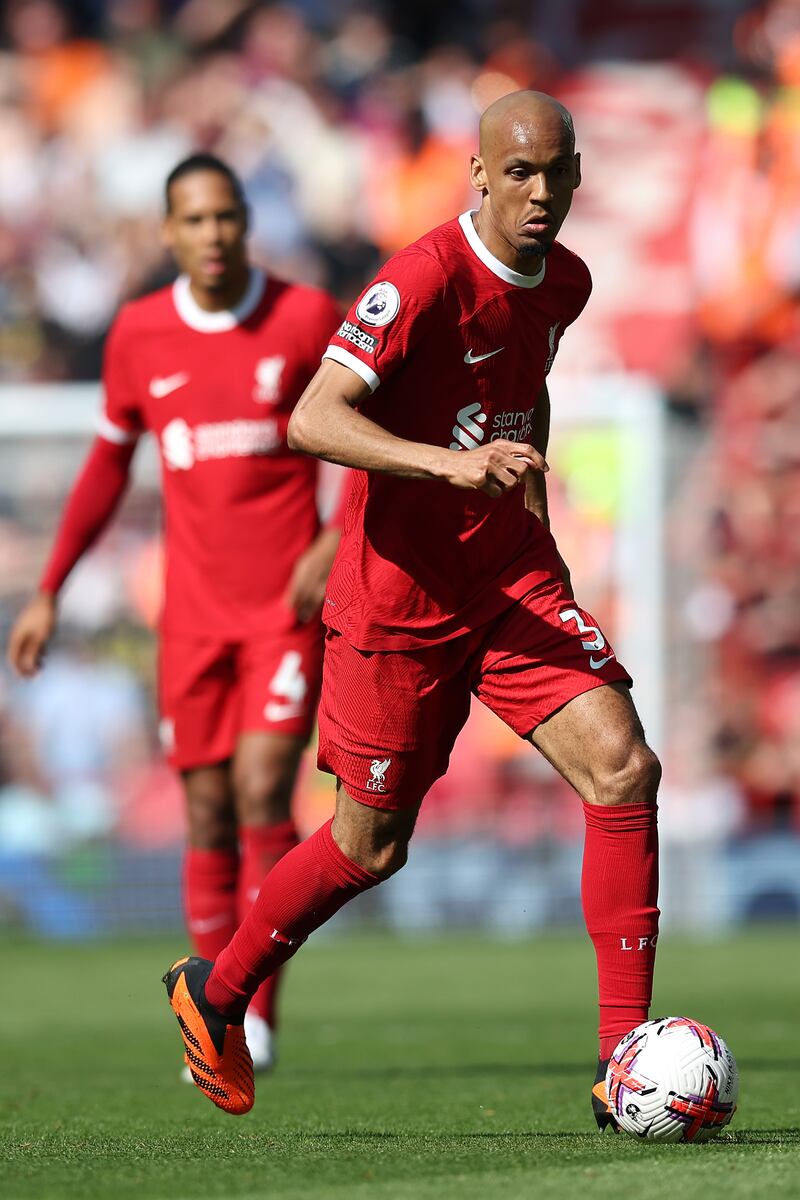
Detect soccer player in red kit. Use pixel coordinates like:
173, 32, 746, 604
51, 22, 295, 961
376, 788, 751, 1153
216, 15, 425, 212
162, 95, 661, 1127
7, 154, 344, 1075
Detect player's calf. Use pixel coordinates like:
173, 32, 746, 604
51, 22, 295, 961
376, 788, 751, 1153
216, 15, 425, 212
202, 817, 381, 1025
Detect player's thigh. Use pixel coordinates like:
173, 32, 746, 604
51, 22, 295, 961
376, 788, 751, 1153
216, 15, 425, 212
159, 634, 240, 771
473, 579, 658, 805
529, 681, 660, 806
238, 620, 325, 744
231, 730, 306, 825
318, 630, 471, 811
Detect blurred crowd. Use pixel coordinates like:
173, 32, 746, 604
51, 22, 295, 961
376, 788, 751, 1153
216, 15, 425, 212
1, 0, 800, 902
0, 0, 758, 381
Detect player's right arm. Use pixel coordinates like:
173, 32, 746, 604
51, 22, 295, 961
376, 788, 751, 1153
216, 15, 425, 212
7, 314, 141, 677
289, 251, 547, 495
288, 360, 547, 498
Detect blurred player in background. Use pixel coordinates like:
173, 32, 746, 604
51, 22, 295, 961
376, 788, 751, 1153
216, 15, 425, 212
163, 93, 661, 1127
7, 154, 344, 1076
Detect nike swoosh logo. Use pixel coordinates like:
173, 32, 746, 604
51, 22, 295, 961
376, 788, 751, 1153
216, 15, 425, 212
590, 654, 615, 670
464, 347, 505, 364
264, 700, 305, 722
149, 371, 190, 398
188, 913, 233, 935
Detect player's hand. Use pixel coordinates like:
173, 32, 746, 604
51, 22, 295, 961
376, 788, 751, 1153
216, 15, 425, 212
285, 528, 341, 623
6, 592, 57, 677
441, 439, 548, 498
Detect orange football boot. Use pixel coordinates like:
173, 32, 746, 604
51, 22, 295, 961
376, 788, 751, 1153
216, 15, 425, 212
592, 1059, 619, 1132
163, 956, 254, 1115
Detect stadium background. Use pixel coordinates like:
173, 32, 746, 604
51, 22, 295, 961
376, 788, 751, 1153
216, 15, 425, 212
1, 0, 799, 942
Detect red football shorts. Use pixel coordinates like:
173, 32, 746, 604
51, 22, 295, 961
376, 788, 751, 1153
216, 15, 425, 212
159, 620, 324, 770
317, 572, 631, 809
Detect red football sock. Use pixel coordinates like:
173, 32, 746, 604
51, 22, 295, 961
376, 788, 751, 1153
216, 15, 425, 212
183, 847, 239, 961
237, 821, 300, 1029
206, 818, 379, 1017
581, 801, 660, 1060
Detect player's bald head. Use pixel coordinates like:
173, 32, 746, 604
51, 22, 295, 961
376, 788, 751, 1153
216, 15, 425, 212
479, 90, 575, 162
469, 89, 580, 267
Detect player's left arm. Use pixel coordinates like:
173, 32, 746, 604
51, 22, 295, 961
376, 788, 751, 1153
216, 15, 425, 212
525, 382, 573, 597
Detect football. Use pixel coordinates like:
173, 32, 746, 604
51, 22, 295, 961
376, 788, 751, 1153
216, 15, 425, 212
606, 1017, 739, 1142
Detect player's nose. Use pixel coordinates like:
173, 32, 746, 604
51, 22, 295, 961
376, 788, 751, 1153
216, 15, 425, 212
528, 173, 553, 203
201, 217, 224, 243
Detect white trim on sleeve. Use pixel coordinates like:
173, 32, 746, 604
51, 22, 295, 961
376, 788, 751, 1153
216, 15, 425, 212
323, 345, 381, 393
97, 413, 138, 445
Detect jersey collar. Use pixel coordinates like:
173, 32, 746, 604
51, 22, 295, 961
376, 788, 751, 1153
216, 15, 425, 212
458, 211, 546, 289
172, 267, 267, 332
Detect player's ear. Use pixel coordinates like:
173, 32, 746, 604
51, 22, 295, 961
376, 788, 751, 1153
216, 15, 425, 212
573, 152, 581, 190
241, 201, 250, 234
470, 154, 488, 194
161, 214, 175, 250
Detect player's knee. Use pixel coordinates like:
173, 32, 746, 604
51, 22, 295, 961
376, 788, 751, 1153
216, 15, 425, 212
185, 781, 237, 849
593, 741, 661, 808
366, 838, 409, 879
234, 763, 294, 825
335, 830, 410, 879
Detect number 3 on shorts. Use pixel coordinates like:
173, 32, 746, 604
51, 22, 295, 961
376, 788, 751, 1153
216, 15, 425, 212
559, 608, 615, 670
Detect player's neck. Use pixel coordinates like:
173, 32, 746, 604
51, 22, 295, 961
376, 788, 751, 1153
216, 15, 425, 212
471, 210, 544, 278
188, 266, 252, 313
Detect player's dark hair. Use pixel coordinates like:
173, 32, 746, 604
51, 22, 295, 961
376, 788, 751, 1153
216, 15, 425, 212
165, 153, 246, 212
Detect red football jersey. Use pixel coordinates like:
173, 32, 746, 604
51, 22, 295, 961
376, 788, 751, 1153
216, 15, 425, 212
322, 212, 592, 651
100, 269, 340, 637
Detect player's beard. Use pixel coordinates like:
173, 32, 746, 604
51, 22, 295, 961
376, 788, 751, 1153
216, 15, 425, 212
517, 240, 552, 258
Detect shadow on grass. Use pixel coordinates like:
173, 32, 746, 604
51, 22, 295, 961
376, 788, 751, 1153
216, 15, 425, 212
289, 1128, 800, 1146
712, 1130, 800, 1146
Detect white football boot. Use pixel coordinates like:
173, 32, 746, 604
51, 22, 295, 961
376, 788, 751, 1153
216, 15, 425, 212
243, 1011, 276, 1071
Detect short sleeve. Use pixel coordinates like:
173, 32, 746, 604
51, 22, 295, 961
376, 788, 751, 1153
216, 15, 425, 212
98, 311, 143, 445
545, 254, 592, 376
323, 250, 446, 393
569, 258, 592, 325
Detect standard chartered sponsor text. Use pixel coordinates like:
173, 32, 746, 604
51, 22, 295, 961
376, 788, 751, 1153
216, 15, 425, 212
161, 417, 280, 470
490, 406, 535, 442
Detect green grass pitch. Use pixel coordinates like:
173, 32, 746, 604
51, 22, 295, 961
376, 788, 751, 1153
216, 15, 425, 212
1, 931, 798, 1199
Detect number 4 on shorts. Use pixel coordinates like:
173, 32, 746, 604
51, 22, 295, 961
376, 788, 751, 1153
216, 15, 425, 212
270, 651, 307, 704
